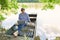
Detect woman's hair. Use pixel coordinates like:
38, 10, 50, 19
21, 8, 25, 11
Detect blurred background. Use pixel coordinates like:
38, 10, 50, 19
0, 0, 60, 40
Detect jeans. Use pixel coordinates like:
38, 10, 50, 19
18, 23, 26, 34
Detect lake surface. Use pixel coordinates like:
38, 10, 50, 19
2, 5, 60, 40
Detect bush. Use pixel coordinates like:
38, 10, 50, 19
0, 0, 18, 10
0, 14, 5, 21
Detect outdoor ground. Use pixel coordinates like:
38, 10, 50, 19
10, 36, 33, 40
0, 33, 33, 40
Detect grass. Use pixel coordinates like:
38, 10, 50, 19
55, 37, 60, 40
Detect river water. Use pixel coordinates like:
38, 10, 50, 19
2, 5, 60, 40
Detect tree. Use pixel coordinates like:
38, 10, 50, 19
0, 0, 18, 10
39, 0, 60, 9
0, 0, 9, 9
0, 0, 18, 23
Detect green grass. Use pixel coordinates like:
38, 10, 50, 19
55, 37, 60, 40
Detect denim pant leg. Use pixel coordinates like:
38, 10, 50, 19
18, 23, 26, 35
18, 24, 22, 32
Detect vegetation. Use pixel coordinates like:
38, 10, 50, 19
40, 0, 60, 9
0, 14, 5, 21
21, 4, 28, 8
40, 0, 60, 4
0, 0, 18, 21
55, 37, 60, 40
0, 0, 18, 10
17, 0, 60, 9
0, 0, 9, 10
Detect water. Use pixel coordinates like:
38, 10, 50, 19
1, 5, 60, 40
